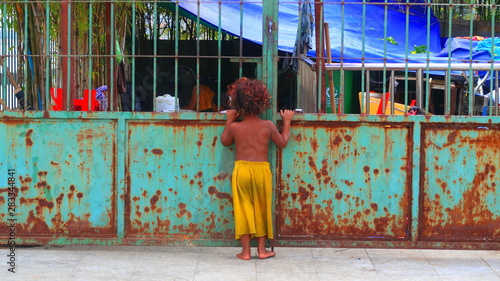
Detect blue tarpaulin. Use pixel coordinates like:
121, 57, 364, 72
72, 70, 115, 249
162, 0, 442, 63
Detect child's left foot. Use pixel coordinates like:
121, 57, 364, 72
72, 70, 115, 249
258, 250, 276, 259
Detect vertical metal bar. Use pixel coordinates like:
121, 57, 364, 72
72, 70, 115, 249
448, 0, 455, 114
404, 0, 409, 113
382, 0, 388, 113
87, 1, 94, 111
110, 1, 115, 111
361, 0, 367, 114
365, 70, 370, 114
217, 0, 222, 111
174, 1, 179, 111
152, 2, 158, 112
315, 0, 324, 113
132, 1, 136, 111
63, 0, 72, 110
295, 1, 303, 110
424, 0, 431, 114
239, 0, 244, 78
1, 1, 5, 110
496, 71, 499, 116
45, 0, 51, 110
489, 7, 496, 116
467, 2, 474, 116
445, 68, 452, 114
390, 70, 394, 114
23, 1, 28, 109
262, 0, 279, 117
416, 68, 422, 107
196, 0, 201, 111
339, 0, 345, 114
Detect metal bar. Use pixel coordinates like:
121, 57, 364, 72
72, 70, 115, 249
217, 0, 222, 111
131, 2, 136, 111
23, 1, 28, 109
314, 0, 324, 113
416, 68, 422, 107
325, 63, 500, 71
196, 0, 201, 112
389, 70, 394, 115
87, 1, 94, 111
365, 70, 370, 114
45, 1, 51, 110
109, 1, 115, 111
1, 2, 6, 111
152, 2, 158, 112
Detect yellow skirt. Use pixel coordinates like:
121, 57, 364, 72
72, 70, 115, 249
231, 160, 273, 240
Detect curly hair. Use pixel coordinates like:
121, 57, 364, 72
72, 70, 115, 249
227, 77, 271, 115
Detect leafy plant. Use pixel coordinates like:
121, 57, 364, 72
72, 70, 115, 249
411, 45, 428, 54
385, 36, 398, 45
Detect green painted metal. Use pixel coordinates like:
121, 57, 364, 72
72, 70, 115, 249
0, 0, 498, 250
0, 111, 498, 249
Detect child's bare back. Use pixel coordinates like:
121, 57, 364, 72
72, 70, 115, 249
222, 113, 292, 162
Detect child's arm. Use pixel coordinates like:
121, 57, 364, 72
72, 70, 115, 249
270, 109, 294, 148
221, 109, 239, 146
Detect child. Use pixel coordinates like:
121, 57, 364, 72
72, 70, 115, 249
221, 77, 295, 260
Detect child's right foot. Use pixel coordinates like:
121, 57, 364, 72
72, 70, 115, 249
257, 250, 276, 259
236, 253, 251, 260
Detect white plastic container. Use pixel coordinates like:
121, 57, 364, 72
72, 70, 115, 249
156, 94, 179, 112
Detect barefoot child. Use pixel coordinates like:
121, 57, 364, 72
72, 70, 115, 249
221, 77, 294, 260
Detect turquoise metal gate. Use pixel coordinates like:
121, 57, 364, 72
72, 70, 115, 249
0, 0, 498, 249
1, 112, 498, 249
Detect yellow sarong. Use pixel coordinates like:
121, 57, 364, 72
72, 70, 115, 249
231, 160, 273, 240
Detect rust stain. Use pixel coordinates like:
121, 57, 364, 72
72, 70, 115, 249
332, 136, 342, 146
363, 166, 370, 172
150, 194, 159, 206
26, 129, 33, 146
421, 164, 499, 240
144, 148, 148, 153
310, 138, 319, 152
212, 136, 218, 147
214, 173, 229, 181
152, 148, 163, 155
208, 186, 231, 200
335, 191, 343, 200
176, 203, 192, 219
344, 135, 352, 141
56, 193, 64, 205
294, 133, 302, 142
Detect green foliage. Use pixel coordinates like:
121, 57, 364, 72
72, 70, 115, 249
385, 36, 398, 45
411, 45, 428, 54
431, 0, 500, 21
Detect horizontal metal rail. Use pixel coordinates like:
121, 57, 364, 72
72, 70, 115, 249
325, 63, 500, 71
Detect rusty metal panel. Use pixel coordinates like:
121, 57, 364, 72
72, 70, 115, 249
125, 120, 234, 240
420, 123, 500, 242
276, 121, 412, 240
0, 119, 117, 239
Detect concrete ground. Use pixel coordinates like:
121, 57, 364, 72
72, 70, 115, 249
1, 245, 499, 281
